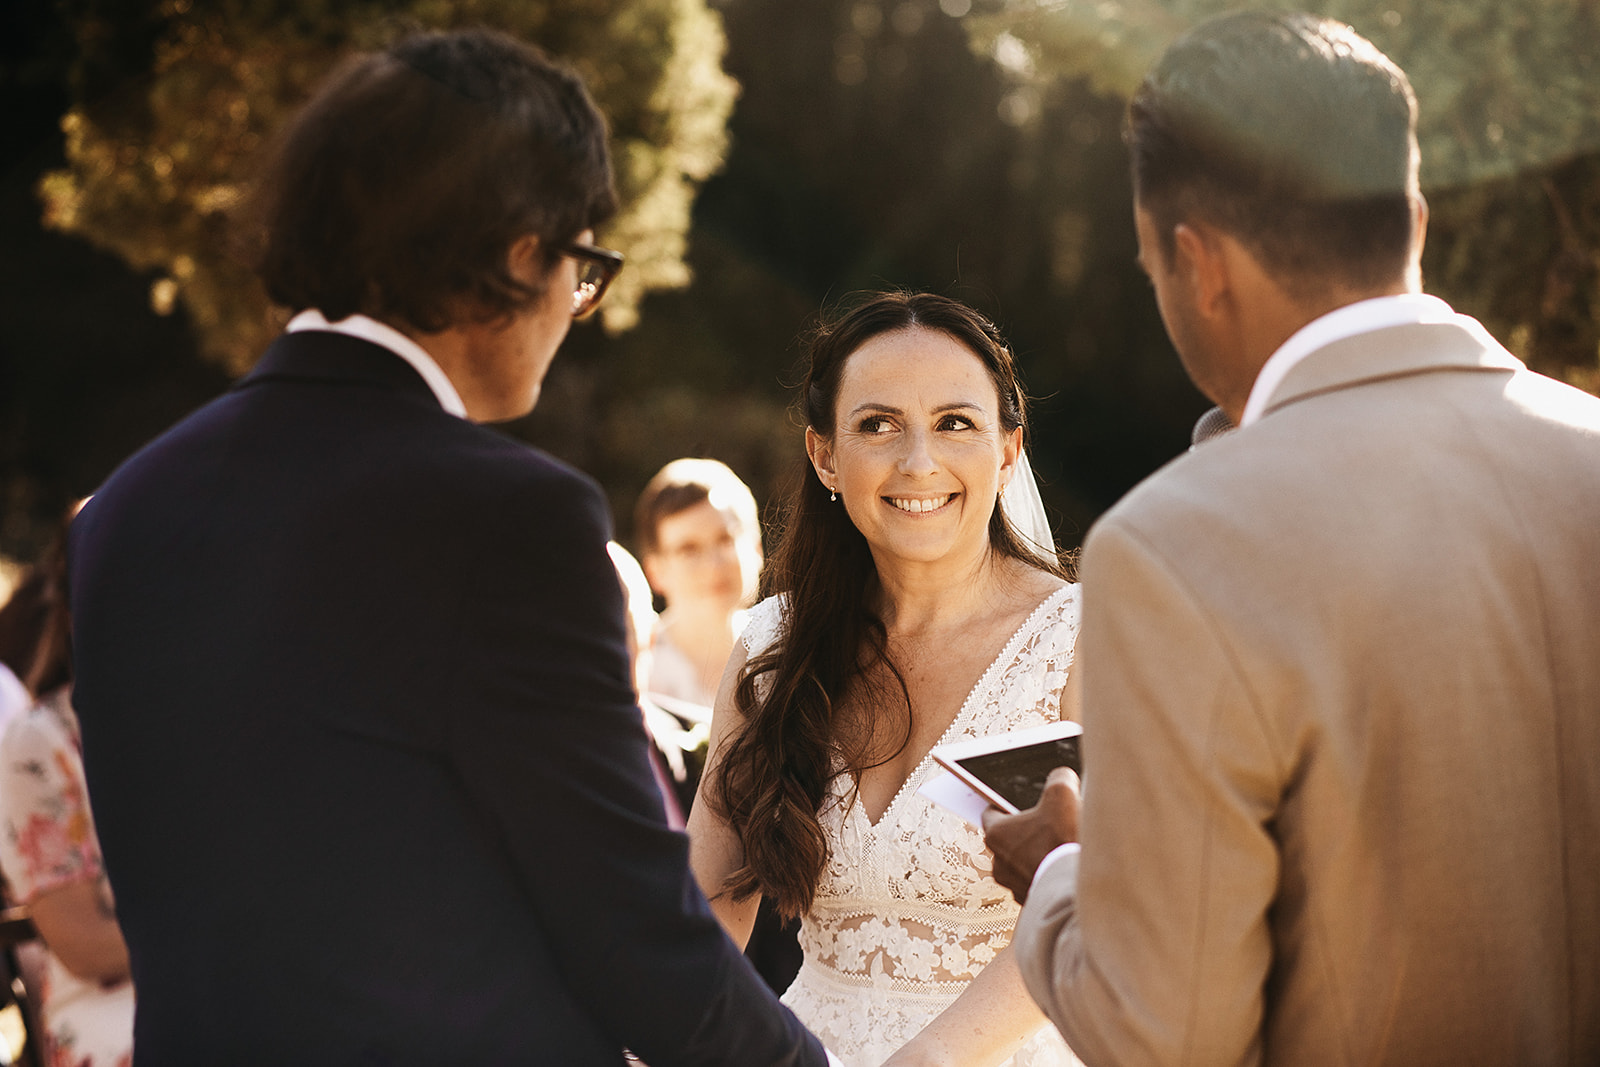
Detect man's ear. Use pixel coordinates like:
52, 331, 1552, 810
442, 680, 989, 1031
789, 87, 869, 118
507, 233, 543, 283
1408, 191, 1429, 284
1172, 221, 1230, 320
805, 427, 836, 491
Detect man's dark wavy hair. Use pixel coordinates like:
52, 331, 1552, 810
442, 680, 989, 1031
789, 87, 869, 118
1127, 11, 1419, 298
244, 27, 616, 332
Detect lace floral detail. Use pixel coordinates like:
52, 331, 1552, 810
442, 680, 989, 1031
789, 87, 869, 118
739, 594, 788, 662
746, 588, 1083, 1067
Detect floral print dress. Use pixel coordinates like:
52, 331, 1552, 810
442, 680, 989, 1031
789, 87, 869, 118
0, 688, 134, 1067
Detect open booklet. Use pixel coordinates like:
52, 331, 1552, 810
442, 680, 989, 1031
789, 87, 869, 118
917, 720, 1082, 825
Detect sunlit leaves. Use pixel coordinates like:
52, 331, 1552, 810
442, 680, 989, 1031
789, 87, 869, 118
963, 0, 1600, 187
39, 0, 739, 371
960, 0, 1600, 390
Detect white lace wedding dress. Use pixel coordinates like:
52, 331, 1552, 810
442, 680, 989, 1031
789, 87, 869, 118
742, 585, 1084, 1067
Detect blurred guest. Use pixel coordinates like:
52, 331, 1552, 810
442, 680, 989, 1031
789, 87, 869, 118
633, 459, 801, 994
632, 458, 762, 809
0, 545, 76, 737
635, 458, 763, 710
0, 517, 133, 1067
607, 541, 662, 703
607, 540, 686, 829
0, 666, 27, 736
0, 575, 42, 734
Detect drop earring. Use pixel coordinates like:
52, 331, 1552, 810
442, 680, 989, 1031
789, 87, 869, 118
829, 487, 838, 502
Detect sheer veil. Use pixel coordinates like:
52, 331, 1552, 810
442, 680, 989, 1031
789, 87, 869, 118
1002, 450, 1058, 566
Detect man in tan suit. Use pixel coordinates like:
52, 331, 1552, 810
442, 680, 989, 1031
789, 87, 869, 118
984, 10, 1600, 1065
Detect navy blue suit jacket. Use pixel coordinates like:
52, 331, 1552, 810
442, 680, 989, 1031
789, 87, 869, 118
68, 331, 824, 1066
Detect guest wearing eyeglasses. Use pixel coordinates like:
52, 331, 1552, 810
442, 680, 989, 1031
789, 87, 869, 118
631, 459, 807, 997
65, 27, 830, 1066
635, 459, 764, 714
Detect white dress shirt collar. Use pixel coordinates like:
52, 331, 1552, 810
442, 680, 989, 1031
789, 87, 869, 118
1239, 293, 1486, 428
285, 310, 467, 419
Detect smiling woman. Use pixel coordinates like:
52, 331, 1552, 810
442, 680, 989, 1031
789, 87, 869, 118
686, 291, 1085, 1067
808, 326, 1022, 570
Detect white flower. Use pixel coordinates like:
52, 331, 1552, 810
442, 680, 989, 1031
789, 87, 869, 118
940, 941, 972, 977
900, 938, 939, 982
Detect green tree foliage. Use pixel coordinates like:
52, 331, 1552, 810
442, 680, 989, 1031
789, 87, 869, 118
10, 0, 1183, 562
36, 0, 739, 372
963, 0, 1600, 391
24, 0, 1589, 567
521, 0, 1194, 549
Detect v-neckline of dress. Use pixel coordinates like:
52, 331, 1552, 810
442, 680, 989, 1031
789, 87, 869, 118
852, 583, 1075, 832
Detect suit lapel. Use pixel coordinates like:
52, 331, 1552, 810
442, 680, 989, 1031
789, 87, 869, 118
1262, 320, 1524, 420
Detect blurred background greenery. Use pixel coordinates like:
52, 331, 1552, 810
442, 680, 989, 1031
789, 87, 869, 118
2, 0, 1596, 582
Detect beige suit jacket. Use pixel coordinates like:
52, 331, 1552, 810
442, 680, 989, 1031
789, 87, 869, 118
1014, 318, 1600, 1066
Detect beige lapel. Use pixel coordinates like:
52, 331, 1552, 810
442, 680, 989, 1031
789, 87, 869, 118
1261, 320, 1524, 419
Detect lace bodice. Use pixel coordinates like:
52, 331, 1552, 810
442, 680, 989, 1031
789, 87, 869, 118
742, 586, 1082, 1067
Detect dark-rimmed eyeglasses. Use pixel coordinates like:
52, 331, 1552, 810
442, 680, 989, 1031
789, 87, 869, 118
560, 241, 624, 318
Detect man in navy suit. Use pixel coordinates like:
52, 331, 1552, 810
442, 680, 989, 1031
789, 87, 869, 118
67, 28, 829, 1066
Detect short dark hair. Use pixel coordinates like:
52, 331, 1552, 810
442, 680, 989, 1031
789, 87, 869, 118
246, 28, 616, 332
1127, 11, 1418, 296
633, 458, 759, 559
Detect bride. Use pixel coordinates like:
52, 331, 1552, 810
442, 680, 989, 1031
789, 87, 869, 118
688, 292, 1082, 1067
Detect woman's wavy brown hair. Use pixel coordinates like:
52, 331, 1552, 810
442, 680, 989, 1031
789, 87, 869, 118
705, 291, 1070, 919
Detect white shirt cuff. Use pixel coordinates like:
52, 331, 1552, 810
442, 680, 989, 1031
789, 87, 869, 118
1031, 842, 1081, 885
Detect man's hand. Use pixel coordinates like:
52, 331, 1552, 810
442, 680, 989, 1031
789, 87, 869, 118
981, 767, 1082, 905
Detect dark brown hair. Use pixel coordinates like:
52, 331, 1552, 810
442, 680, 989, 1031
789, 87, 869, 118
1127, 11, 1419, 298
0, 507, 74, 698
632, 458, 760, 560
705, 291, 1069, 918
245, 27, 616, 332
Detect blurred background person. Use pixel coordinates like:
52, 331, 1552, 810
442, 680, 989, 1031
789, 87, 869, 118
632, 458, 802, 993
0, 509, 134, 1067
632, 457, 762, 814
634, 458, 763, 711
607, 539, 687, 830
0, 577, 45, 738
